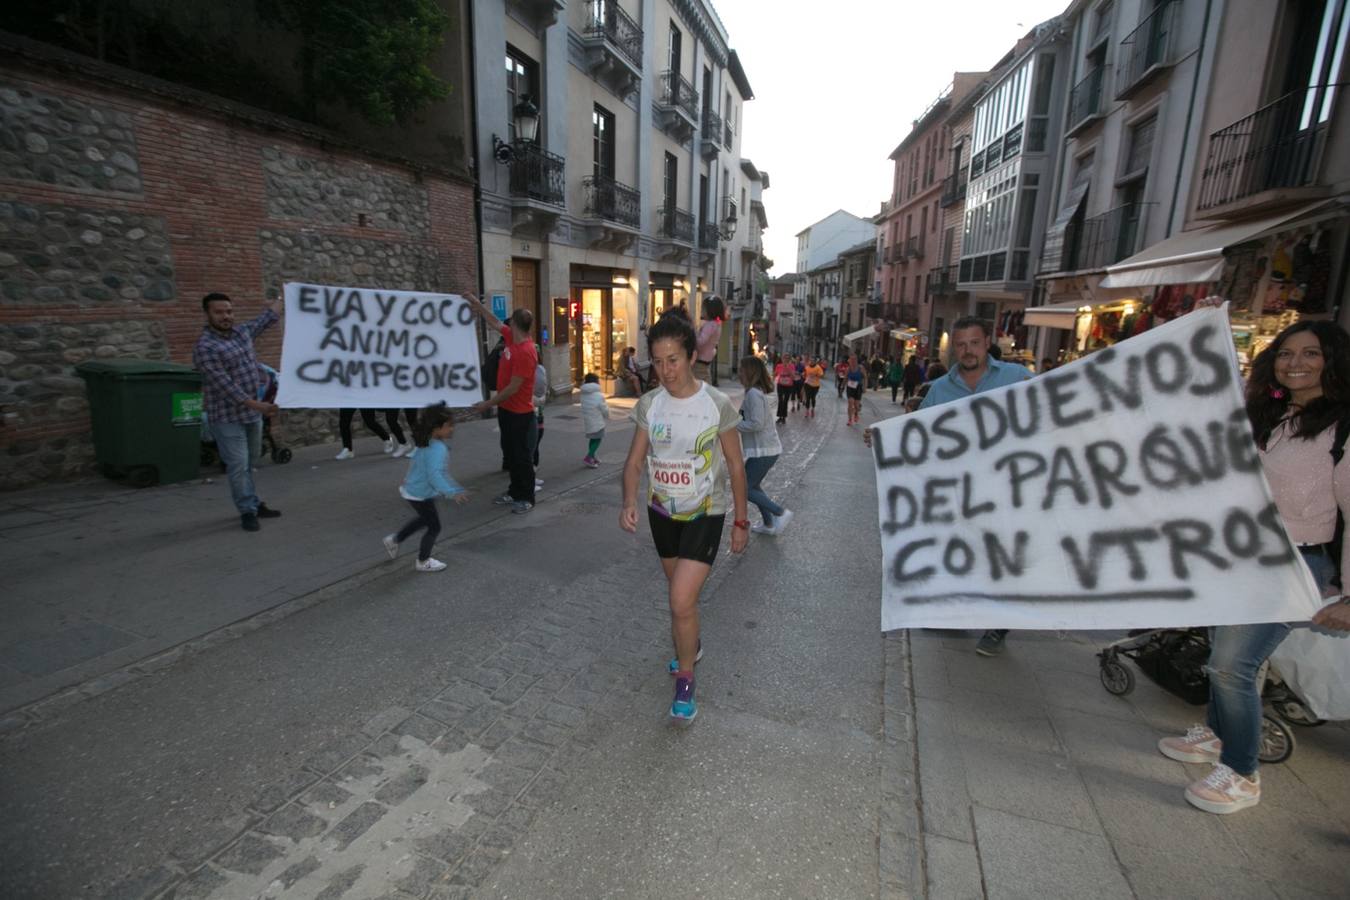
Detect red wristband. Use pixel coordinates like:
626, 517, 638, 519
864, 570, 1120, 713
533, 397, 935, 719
733, 519, 750, 530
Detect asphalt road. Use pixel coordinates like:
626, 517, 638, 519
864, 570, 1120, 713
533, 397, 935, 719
0, 382, 893, 899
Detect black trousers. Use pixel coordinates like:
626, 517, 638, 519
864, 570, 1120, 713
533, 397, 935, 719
533, 409, 545, 467
396, 498, 440, 561
339, 408, 390, 449
383, 408, 419, 445
804, 384, 820, 410
498, 408, 537, 502
776, 390, 790, 422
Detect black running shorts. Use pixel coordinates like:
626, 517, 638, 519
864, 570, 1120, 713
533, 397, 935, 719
648, 509, 725, 565
847, 386, 863, 400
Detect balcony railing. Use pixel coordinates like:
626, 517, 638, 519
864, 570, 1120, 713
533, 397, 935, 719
698, 221, 719, 250
583, 174, 640, 228
585, 1, 643, 70
659, 204, 694, 243
1062, 203, 1154, 272
1068, 65, 1109, 134
702, 107, 725, 147
905, 236, 924, 259
940, 168, 968, 207
724, 121, 734, 147
508, 142, 565, 207
1196, 86, 1337, 212
659, 70, 699, 121
1117, 0, 1178, 98
927, 265, 957, 295
887, 244, 905, 264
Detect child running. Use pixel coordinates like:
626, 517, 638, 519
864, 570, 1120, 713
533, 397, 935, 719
579, 371, 609, 468
382, 404, 469, 572
621, 314, 748, 722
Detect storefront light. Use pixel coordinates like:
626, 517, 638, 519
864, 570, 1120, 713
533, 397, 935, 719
613, 274, 629, 286
1077, 305, 1092, 314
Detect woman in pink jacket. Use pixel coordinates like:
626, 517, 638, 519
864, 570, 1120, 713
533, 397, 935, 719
1158, 320, 1350, 814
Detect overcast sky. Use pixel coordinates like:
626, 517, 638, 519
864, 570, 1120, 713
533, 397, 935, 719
714, 0, 1072, 275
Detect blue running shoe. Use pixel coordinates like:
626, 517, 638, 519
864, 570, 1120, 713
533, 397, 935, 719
670, 675, 697, 721
667, 640, 703, 675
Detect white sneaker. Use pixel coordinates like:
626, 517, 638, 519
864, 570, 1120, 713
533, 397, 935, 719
382, 534, 399, 559
1158, 724, 1223, 763
1185, 763, 1260, 814
535, 478, 545, 489
751, 523, 774, 534
392, 442, 411, 458
415, 557, 447, 572
335, 448, 355, 460
382, 438, 396, 454
407, 446, 419, 459
772, 509, 794, 535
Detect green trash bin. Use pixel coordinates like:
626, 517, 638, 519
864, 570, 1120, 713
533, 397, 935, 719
75, 359, 204, 488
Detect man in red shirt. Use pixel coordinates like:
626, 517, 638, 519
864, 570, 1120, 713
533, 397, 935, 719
466, 293, 538, 514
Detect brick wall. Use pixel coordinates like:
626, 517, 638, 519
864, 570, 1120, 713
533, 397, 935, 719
0, 60, 478, 490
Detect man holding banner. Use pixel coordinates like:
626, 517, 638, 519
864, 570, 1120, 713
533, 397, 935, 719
463, 294, 539, 515
918, 316, 1032, 657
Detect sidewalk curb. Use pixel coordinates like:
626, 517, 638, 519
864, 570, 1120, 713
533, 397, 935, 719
881, 630, 925, 899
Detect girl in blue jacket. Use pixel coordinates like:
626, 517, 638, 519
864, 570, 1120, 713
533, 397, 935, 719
383, 404, 468, 572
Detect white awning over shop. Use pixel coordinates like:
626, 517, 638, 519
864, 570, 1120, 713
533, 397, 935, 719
1100, 200, 1336, 288
842, 326, 878, 344
1024, 302, 1085, 330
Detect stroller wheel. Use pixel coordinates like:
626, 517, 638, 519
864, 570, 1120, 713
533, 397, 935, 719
1258, 714, 1295, 764
1099, 656, 1135, 696
1273, 699, 1324, 728
272, 448, 293, 464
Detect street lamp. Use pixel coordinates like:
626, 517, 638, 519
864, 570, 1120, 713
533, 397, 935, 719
492, 95, 540, 164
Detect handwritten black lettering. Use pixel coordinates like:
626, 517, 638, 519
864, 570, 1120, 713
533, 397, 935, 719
893, 538, 937, 584
1140, 425, 1202, 489
942, 537, 975, 576
298, 285, 320, 313
1083, 440, 1138, 508
932, 409, 970, 460
1083, 349, 1144, 412
900, 418, 930, 466
1227, 409, 1261, 473
984, 531, 1029, 581
374, 292, 398, 327
1256, 503, 1297, 566
1145, 341, 1189, 393
995, 450, 1047, 508
1180, 422, 1228, 481
1044, 446, 1091, 510
971, 396, 1008, 450
1061, 528, 1160, 589
1044, 370, 1095, 428
1006, 385, 1041, 438
1160, 519, 1228, 578
960, 472, 997, 520
1189, 325, 1230, 396
882, 486, 919, 535
922, 478, 958, 525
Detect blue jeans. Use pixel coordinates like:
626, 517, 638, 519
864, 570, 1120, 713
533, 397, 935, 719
744, 454, 784, 526
212, 421, 262, 515
1206, 545, 1332, 775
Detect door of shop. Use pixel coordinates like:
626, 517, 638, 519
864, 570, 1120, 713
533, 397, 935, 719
571, 287, 615, 387
511, 259, 539, 338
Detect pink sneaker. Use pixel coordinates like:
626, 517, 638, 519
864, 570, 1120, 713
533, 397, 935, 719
1158, 724, 1223, 763
1185, 763, 1260, 814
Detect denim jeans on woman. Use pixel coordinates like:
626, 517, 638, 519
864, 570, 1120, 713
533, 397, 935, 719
1206, 545, 1332, 775
743, 454, 784, 526
211, 421, 261, 515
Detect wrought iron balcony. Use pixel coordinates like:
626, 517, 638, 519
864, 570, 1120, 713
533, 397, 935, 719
702, 107, 725, 148
584, 1, 643, 70
659, 70, 699, 122
659, 205, 694, 243
583, 174, 640, 229
1117, 0, 1178, 99
940, 168, 968, 207
1067, 65, 1109, 135
927, 265, 957, 295
1061, 203, 1154, 272
508, 142, 564, 207
905, 236, 924, 259
698, 221, 719, 250
724, 120, 734, 148
1197, 86, 1335, 213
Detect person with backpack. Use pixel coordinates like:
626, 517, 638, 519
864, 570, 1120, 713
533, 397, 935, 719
1158, 320, 1350, 815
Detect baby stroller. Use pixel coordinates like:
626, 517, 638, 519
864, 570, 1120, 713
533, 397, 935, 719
200, 363, 293, 468
1096, 628, 1322, 765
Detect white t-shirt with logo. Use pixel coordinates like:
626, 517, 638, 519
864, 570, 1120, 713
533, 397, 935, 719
633, 382, 739, 521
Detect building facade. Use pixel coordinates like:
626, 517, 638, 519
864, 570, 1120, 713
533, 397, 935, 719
791, 210, 875, 353
956, 20, 1072, 358
879, 74, 986, 359
1029, 0, 1217, 362
471, 0, 757, 394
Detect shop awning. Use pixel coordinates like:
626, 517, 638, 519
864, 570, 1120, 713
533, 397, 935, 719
1040, 182, 1090, 274
842, 326, 879, 344
890, 327, 919, 340
1024, 302, 1085, 330
1099, 200, 1336, 288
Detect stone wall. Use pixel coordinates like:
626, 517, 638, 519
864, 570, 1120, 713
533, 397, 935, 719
0, 83, 143, 193
0, 58, 478, 491
0, 201, 176, 305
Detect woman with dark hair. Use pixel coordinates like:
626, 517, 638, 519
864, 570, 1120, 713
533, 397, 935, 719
694, 296, 725, 382
737, 355, 791, 534
1158, 320, 1350, 814
621, 312, 748, 722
